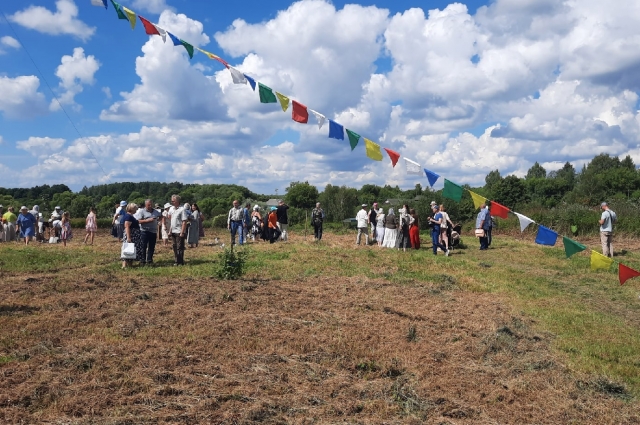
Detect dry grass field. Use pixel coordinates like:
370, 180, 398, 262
1, 228, 640, 424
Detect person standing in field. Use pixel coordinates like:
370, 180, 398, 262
169, 195, 189, 266
227, 200, 244, 246
121, 203, 143, 268
368, 202, 378, 242
276, 200, 290, 241
376, 207, 386, 247
355, 204, 369, 246
161, 203, 171, 246
396, 204, 412, 251
311, 202, 324, 241
382, 208, 398, 248
113, 201, 127, 242
17, 206, 36, 246
409, 208, 420, 250
241, 202, 251, 244
60, 211, 73, 247
187, 203, 201, 248
0, 205, 4, 241
2, 206, 17, 242
84, 207, 98, 245
599, 202, 617, 258
136, 199, 161, 265
428, 205, 448, 256
476, 203, 490, 250
268, 206, 280, 243
251, 205, 263, 241
439, 204, 454, 252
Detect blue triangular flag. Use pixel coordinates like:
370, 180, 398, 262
424, 168, 440, 187
535, 225, 558, 246
329, 120, 344, 140
168, 32, 181, 46
102, 0, 108, 8
245, 75, 256, 91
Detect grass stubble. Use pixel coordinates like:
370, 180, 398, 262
0, 229, 639, 424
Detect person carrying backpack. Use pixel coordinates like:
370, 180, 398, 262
599, 202, 617, 258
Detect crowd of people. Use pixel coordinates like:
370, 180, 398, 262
0, 204, 73, 246
228, 200, 292, 245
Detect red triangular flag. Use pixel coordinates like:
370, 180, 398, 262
490, 201, 509, 219
292, 100, 308, 124
138, 15, 160, 36
384, 148, 400, 167
619, 264, 640, 285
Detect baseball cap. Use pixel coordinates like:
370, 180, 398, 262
55, 206, 61, 210
601, 202, 608, 207
120, 201, 127, 207
270, 206, 277, 211
20, 206, 27, 211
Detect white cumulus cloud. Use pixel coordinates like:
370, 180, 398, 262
10, 0, 95, 41
0, 75, 48, 119
50, 47, 101, 111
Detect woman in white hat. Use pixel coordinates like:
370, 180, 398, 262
250, 205, 262, 241
17, 206, 37, 245
161, 203, 171, 246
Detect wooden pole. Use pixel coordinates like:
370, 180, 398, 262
305, 210, 308, 240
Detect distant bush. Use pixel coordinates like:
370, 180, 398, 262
212, 214, 227, 228
215, 247, 248, 280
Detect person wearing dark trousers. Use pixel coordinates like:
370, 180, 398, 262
428, 205, 449, 256
135, 199, 161, 266
169, 194, 189, 265
486, 205, 493, 247
311, 202, 324, 241
227, 200, 244, 246
476, 204, 490, 250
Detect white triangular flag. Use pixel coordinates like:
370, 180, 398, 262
155, 25, 167, 43
514, 212, 535, 232
403, 158, 422, 175
229, 67, 247, 84
91, 0, 107, 7
309, 109, 326, 129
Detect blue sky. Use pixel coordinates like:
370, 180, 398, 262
1, 0, 639, 193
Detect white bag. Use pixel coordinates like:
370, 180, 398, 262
49, 236, 58, 244
121, 242, 136, 260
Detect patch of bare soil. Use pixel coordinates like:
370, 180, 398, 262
1, 242, 639, 423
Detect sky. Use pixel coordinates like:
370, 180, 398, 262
1, 0, 640, 194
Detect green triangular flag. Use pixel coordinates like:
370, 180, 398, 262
442, 179, 463, 202
258, 83, 277, 103
563, 236, 586, 258
346, 129, 360, 151
110, 0, 127, 19
180, 40, 194, 59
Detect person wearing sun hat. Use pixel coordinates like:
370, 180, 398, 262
113, 200, 127, 242
268, 206, 280, 243
16, 206, 37, 245
161, 202, 171, 246
355, 204, 369, 246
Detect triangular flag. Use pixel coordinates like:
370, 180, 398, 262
591, 250, 614, 270
424, 168, 440, 187
154, 25, 167, 43
364, 138, 383, 161
228, 67, 247, 84
329, 120, 344, 140
275, 92, 290, 112
122, 6, 136, 29
309, 110, 325, 129
346, 129, 360, 150
442, 179, 464, 202
563, 236, 586, 258
195, 47, 228, 67
292, 101, 308, 124
258, 83, 277, 103
168, 32, 181, 46
404, 158, 422, 175
91, 0, 108, 8
468, 191, 487, 210
491, 201, 510, 219
535, 225, 558, 246
619, 264, 640, 285
139, 16, 160, 36
245, 75, 256, 91
180, 40, 194, 59
110, 0, 127, 19
514, 212, 535, 232
384, 148, 400, 167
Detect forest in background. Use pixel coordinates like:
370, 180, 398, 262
1, 153, 639, 234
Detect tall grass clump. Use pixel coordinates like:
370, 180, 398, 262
215, 247, 248, 280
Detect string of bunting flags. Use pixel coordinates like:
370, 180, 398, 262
91, 0, 640, 286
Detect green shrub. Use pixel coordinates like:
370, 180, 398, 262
215, 247, 248, 280
212, 214, 227, 228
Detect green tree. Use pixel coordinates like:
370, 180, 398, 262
492, 175, 527, 209
285, 181, 319, 209
484, 170, 503, 197
526, 162, 546, 180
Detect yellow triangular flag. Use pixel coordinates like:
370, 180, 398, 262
275, 92, 290, 112
590, 250, 614, 270
364, 138, 383, 161
469, 190, 488, 210
196, 47, 218, 60
122, 6, 136, 30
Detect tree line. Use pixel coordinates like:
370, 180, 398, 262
1, 153, 638, 232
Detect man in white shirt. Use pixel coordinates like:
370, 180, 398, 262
227, 200, 244, 246
599, 202, 616, 258
168, 194, 189, 265
355, 204, 369, 246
